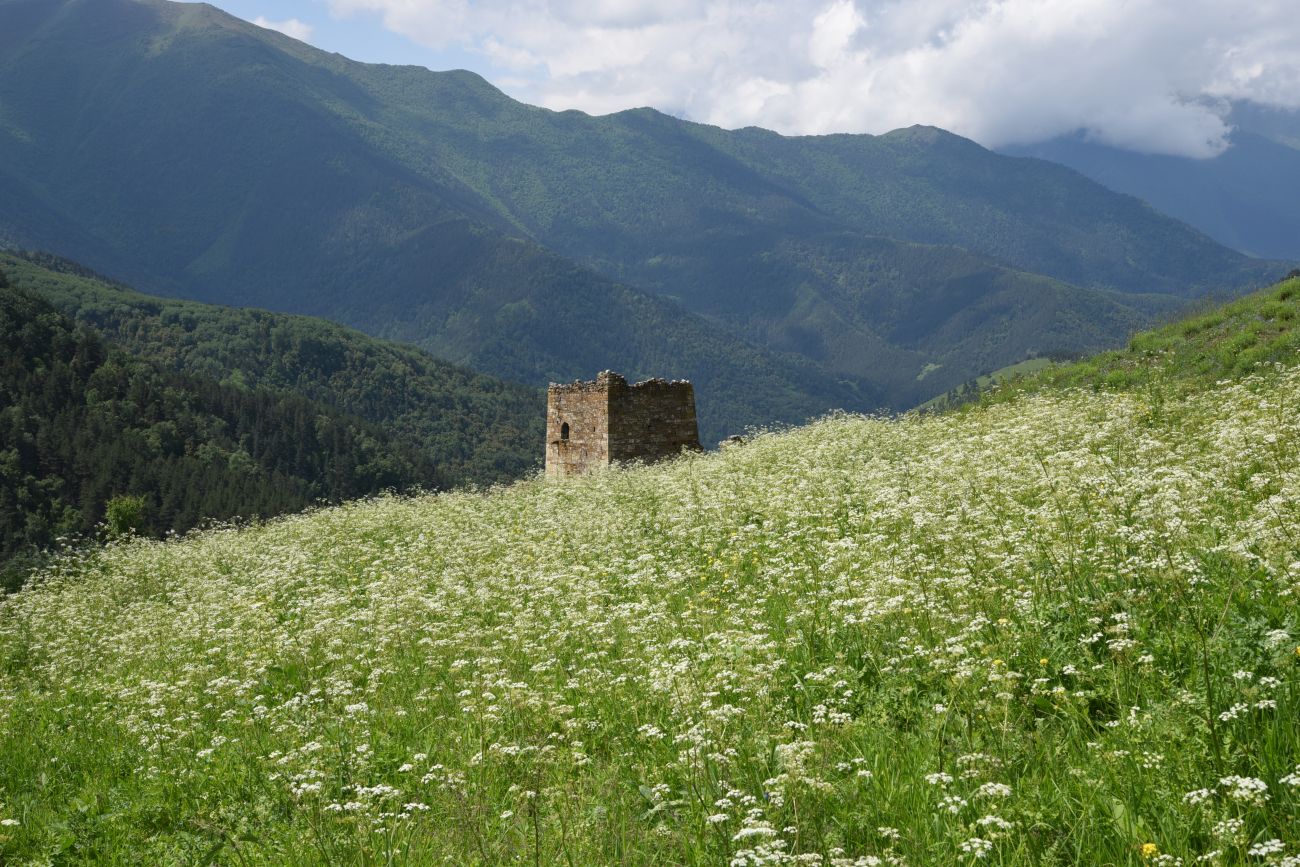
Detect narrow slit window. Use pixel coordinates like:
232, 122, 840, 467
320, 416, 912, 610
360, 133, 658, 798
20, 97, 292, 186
560, 422, 570, 441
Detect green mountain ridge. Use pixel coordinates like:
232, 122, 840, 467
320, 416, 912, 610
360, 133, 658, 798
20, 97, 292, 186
0, 0, 1285, 426
3, 247, 872, 448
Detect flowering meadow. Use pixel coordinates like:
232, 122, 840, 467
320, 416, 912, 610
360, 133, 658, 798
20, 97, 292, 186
2, 359, 1300, 864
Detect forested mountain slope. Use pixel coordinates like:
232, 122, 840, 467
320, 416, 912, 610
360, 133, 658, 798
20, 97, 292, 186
3, 251, 547, 481
0, 0, 1283, 416
0, 273, 445, 588
1005, 103, 1300, 261
1006, 130, 1300, 262
1, 251, 869, 444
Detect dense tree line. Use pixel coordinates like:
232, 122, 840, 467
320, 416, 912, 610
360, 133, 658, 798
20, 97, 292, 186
0, 281, 445, 590
7, 252, 546, 486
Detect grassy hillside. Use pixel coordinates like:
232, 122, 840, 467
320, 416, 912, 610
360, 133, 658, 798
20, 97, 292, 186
982, 275, 1300, 403
0, 0, 1283, 415
916, 357, 1055, 412
1036, 276, 1300, 389
2, 289, 1298, 863
918, 275, 1300, 412
1, 251, 546, 485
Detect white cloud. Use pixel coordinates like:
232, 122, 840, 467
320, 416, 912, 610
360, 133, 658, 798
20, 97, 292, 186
325, 0, 1300, 157
252, 15, 315, 42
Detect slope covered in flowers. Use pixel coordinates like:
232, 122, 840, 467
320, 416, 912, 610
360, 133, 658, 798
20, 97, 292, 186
2, 322, 1300, 864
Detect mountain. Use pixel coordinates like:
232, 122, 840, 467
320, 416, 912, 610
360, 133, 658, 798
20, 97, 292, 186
0, 0, 1284, 418
3, 250, 865, 454
3, 275, 1299, 863
1004, 103, 1300, 261
0, 0, 879, 436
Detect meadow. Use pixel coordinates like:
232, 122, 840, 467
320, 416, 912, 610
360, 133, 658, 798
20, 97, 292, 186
1, 354, 1299, 863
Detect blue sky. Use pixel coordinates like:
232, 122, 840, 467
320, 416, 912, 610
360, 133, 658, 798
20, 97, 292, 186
204, 0, 1300, 158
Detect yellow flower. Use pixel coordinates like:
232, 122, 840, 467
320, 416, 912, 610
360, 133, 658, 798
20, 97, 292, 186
1141, 843, 1159, 859
1039, 658, 1049, 666
992, 659, 1004, 667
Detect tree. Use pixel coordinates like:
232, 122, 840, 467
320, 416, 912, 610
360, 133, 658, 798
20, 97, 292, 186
104, 494, 147, 538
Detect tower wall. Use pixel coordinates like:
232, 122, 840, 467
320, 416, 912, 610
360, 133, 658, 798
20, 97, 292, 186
608, 379, 700, 464
545, 376, 610, 478
545, 371, 700, 478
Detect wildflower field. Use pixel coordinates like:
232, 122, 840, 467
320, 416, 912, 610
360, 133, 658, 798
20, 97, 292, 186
3, 317, 1300, 864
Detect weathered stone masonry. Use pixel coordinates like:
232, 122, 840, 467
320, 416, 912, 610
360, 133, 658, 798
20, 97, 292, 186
546, 371, 701, 478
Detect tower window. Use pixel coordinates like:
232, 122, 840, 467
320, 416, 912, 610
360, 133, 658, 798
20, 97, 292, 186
560, 422, 570, 441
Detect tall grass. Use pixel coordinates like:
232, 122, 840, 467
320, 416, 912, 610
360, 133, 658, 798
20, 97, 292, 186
1, 364, 1298, 864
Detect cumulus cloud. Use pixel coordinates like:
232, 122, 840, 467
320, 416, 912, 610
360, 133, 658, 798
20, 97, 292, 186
252, 15, 315, 42
325, 0, 1300, 157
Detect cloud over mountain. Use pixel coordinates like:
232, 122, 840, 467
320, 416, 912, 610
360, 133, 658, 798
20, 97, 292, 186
326, 0, 1300, 157
252, 14, 314, 41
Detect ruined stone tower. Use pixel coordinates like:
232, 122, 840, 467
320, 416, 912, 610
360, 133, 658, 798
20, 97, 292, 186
546, 371, 701, 478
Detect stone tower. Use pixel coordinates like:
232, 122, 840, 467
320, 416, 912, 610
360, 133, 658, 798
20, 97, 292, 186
546, 371, 701, 478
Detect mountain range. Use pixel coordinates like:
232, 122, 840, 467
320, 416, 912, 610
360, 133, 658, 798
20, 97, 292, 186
0, 0, 1289, 437
1005, 102, 1300, 261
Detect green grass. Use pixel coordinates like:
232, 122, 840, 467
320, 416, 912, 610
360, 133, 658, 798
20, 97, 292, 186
917, 357, 1053, 411
2, 308, 1300, 863
920, 278, 1300, 415
988, 278, 1300, 401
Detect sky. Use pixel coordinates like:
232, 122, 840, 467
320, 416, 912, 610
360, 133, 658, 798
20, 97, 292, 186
207, 0, 1300, 159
